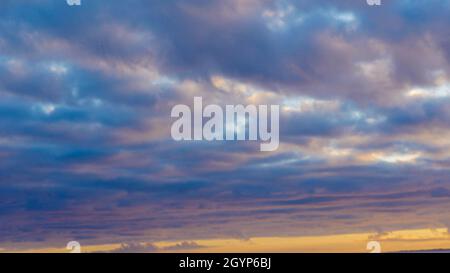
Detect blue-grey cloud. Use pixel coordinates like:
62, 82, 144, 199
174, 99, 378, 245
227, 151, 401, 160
1, 0, 450, 250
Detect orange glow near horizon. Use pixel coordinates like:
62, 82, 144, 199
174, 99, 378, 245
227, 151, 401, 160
3, 228, 450, 253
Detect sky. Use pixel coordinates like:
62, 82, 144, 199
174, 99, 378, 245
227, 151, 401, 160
1, 0, 450, 252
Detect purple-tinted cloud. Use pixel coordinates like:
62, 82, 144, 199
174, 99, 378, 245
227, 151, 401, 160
1, 0, 450, 250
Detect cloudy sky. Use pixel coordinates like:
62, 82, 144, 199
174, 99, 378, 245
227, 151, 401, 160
1, 0, 450, 252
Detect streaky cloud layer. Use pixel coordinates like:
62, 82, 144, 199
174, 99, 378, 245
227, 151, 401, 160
1, 0, 450, 251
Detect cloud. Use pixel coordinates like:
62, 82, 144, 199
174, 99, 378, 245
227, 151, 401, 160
160, 241, 206, 251
1, 0, 450, 250
101, 240, 204, 253
109, 242, 158, 253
